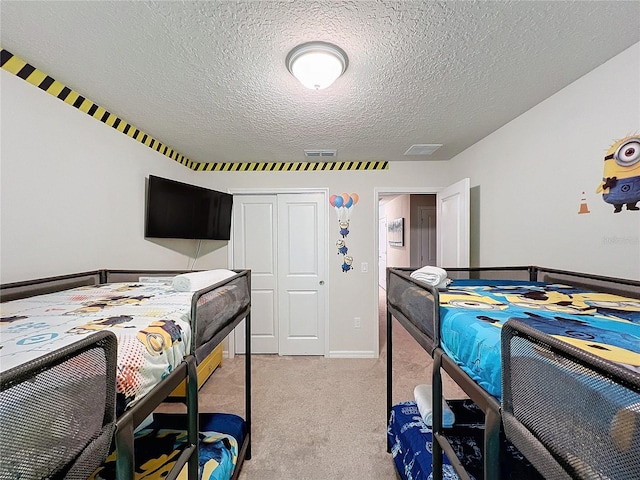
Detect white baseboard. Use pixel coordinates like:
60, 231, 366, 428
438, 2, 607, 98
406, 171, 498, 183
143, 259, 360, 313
224, 349, 378, 359
328, 350, 377, 358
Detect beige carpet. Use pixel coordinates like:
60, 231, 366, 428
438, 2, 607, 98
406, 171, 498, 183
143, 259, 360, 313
161, 288, 465, 479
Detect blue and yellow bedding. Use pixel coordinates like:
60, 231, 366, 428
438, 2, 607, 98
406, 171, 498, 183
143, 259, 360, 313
90, 413, 246, 480
440, 280, 640, 399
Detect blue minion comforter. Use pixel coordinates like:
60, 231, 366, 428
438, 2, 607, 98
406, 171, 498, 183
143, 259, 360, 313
439, 280, 640, 400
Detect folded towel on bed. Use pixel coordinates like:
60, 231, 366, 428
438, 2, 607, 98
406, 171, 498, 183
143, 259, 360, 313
410, 266, 451, 289
414, 384, 456, 428
172, 269, 237, 292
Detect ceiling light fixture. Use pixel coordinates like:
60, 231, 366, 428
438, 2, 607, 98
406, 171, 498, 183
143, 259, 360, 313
286, 41, 348, 90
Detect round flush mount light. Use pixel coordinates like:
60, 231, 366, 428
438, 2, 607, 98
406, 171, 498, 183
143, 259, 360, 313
286, 41, 348, 90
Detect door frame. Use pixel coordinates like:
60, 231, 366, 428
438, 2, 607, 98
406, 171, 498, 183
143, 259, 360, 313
227, 187, 330, 358
374, 186, 445, 355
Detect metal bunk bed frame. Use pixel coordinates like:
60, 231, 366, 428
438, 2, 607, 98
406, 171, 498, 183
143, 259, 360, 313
1, 268, 253, 480
386, 265, 640, 480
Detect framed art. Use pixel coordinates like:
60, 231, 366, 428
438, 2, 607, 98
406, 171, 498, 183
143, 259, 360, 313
388, 218, 404, 246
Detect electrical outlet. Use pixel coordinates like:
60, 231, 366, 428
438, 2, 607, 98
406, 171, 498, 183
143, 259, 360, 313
354, 317, 361, 328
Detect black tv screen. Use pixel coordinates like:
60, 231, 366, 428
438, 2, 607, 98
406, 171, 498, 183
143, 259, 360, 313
145, 175, 233, 240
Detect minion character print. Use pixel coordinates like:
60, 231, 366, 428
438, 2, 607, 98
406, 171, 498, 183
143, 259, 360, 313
341, 255, 354, 273
336, 239, 348, 256
330, 192, 359, 273
596, 135, 640, 213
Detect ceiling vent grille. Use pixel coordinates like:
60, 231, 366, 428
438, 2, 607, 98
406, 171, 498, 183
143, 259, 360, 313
304, 149, 337, 158
404, 144, 443, 156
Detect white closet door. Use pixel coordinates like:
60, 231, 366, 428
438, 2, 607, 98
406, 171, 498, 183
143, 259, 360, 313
277, 193, 327, 355
233, 195, 278, 354
233, 192, 327, 356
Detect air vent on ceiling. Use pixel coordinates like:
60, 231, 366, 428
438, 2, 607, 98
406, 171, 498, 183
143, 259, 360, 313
404, 144, 443, 156
304, 149, 337, 158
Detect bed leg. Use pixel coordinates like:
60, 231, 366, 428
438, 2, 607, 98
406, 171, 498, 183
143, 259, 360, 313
187, 356, 199, 480
432, 349, 443, 480
115, 417, 135, 480
485, 407, 501, 480
245, 312, 252, 460
386, 309, 393, 453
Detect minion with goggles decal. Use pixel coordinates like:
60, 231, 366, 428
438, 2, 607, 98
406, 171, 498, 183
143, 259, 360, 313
596, 135, 640, 213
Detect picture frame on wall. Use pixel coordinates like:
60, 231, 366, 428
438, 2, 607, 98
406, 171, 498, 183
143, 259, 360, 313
388, 218, 404, 246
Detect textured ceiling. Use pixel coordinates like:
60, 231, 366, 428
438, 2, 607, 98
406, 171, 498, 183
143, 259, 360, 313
2, 1, 639, 164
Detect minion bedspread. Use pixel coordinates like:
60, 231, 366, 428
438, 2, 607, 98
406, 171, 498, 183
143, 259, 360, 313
0, 281, 245, 413
91, 413, 246, 480
439, 280, 640, 400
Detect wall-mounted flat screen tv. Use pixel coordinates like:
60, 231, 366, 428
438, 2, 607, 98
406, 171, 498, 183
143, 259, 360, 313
145, 175, 233, 240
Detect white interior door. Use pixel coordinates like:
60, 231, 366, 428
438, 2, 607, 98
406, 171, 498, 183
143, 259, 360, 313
278, 193, 327, 355
436, 178, 470, 268
233, 195, 278, 354
378, 216, 387, 289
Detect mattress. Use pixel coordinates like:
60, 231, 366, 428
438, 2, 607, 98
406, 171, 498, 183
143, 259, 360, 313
90, 412, 246, 480
0, 280, 247, 413
439, 280, 640, 399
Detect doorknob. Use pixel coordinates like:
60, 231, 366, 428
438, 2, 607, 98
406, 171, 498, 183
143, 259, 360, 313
319, 280, 325, 285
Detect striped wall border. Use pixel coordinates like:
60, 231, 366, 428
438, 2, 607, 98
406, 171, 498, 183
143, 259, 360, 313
1, 49, 388, 172
1, 49, 195, 169
192, 160, 388, 172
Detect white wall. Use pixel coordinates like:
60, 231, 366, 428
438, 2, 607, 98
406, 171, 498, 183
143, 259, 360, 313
449, 43, 640, 280
0, 69, 453, 357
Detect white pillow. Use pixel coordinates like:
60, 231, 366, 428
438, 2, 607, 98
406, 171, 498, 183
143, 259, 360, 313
172, 269, 237, 292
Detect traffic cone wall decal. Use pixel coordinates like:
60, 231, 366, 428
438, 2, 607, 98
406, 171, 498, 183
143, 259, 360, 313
578, 192, 590, 214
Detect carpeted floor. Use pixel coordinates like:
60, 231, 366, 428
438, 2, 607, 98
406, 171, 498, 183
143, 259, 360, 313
161, 288, 465, 479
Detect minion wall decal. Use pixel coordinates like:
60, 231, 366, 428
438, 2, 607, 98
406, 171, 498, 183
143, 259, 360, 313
330, 193, 359, 272
596, 136, 640, 213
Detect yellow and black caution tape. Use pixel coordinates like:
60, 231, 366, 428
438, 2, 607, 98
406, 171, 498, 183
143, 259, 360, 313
2, 49, 388, 172
193, 160, 388, 172
1, 49, 195, 168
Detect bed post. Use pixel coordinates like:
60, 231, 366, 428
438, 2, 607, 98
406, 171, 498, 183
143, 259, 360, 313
431, 349, 444, 480
115, 418, 135, 480
186, 355, 199, 480
386, 267, 394, 454
386, 307, 393, 453
245, 312, 252, 460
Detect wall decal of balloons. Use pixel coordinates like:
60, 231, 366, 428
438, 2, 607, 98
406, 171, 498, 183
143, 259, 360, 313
330, 193, 359, 272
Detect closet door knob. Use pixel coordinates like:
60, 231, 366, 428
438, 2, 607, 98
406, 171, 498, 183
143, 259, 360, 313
319, 280, 325, 285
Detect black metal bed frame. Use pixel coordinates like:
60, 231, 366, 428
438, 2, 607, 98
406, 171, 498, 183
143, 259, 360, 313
386, 265, 640, 480
1, 268, 253, 480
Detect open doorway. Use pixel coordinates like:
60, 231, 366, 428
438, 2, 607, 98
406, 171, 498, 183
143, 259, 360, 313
378, 194, 436, 290
375, 178, 470, 356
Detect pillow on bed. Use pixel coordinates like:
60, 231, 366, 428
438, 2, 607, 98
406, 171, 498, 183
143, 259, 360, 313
172, 269, 237, 292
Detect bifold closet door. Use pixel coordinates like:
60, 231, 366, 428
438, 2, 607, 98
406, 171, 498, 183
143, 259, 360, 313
233, 192, 327, 356
233, 195, 279, 354
277, 193, 326, 356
